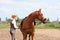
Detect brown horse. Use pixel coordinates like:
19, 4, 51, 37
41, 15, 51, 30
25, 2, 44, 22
19, 9, 46, 40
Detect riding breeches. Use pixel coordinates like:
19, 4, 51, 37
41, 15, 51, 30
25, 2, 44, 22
10, 28, 16, 40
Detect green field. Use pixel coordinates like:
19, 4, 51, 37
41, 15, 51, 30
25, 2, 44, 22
0, 23, 60, 29
0, 23, 10, 29
35, 23, 60, 29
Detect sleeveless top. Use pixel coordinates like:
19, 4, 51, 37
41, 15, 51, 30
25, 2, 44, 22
10, 20, 16, 29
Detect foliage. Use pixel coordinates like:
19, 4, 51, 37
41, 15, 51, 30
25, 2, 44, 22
6, 17, 11, 22
35, 18, 51, 25
0, 17, 1, 21
35, 23, 60, 29
0, 22, 60, 29
16, 17, 22, 23
35, 19, 41, 25
45, 18, 50, 23
0, 17, 60, 29
5, 17, 22, 23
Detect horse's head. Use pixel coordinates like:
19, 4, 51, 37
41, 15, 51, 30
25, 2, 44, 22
35, 9, 46, 24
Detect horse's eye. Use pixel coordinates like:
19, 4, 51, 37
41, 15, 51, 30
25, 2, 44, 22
41, 14, 43, 15
40, 14, 43, 16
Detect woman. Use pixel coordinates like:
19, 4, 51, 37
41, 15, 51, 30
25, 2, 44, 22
10, 14, 18, 40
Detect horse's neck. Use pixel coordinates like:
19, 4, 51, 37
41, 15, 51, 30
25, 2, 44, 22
27, 14, 35, 23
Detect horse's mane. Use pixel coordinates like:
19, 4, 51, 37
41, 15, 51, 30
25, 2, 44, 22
20, 17, 27, 25
20, 15, 36, 26
28, 12, 35, 17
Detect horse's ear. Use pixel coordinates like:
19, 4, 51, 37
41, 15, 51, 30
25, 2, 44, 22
39, 9, 41, 12
37, 9, 41, 14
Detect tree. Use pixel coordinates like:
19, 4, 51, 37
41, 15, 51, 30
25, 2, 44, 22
46, 18, 50, 23
16, 17, 22, 23
57, 18, 59, 22
6, 17, 8, 21
7, 18, 11, 22
0, 17, 1, 21
35, 19, 41, 25
6, 17, 11, 22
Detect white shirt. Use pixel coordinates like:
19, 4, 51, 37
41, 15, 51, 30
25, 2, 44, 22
12, 19, 18, 29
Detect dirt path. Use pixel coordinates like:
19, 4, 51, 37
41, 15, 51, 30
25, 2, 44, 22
0, 29, 60, 40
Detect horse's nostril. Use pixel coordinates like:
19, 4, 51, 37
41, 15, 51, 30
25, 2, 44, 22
43, 18, 46, 21
42, 18, 46, 24
44, 18, 46, 21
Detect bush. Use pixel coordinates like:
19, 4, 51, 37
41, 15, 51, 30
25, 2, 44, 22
35, 23, 56, 29
45, 23, 55, 27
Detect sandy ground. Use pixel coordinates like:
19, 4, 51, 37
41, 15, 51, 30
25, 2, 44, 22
0, 29, 60, 40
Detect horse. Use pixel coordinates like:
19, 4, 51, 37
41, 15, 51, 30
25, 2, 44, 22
19, 9, 46, 40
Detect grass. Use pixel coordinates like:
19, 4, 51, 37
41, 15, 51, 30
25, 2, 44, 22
0, 23, 10, 29
0, 23, 60, 29
35, 23, 60, 29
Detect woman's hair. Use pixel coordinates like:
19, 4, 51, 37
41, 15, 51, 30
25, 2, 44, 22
11, 14, 17, 19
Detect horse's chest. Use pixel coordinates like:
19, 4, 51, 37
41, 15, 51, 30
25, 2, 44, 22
22, 22, 33, 29
23, 22, 33, 27
21, 19, 34, 29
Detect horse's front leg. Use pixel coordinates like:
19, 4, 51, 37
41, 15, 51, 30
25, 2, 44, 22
31, 32, 34, 40
23, 33, 27, 40
29, 34, 31, 40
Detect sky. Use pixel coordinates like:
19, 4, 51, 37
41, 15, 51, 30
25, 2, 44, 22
0, 0, 60, 21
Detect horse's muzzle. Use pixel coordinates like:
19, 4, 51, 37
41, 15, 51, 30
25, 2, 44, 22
43, 18, 46, 24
